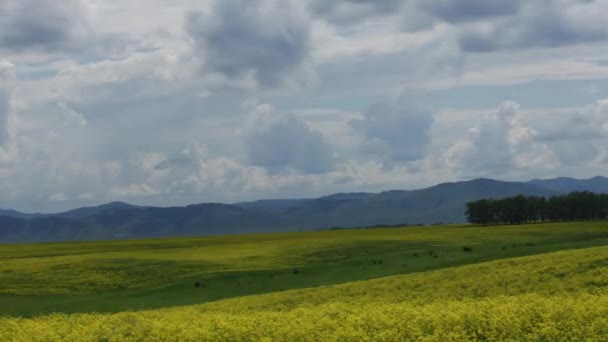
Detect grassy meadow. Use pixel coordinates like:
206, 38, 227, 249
0, 221, 607, 340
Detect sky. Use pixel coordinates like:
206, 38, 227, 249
1, 0, 608, 212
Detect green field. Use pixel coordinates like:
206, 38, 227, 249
1, 235, 607, 341
1, 221, 607, 318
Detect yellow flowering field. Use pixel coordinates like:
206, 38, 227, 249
1, 221, 606, 296
1, 245, 606, 341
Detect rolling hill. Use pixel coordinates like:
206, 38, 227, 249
1, 226, 607, 340
0, 176, 606, 243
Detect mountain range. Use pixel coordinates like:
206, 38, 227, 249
1, 176, 607, 244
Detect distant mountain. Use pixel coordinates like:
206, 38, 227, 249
1, 176, 607, 244
235, 199, 312, 213
0, 203, 278, 244
0, 209, 37, 220
527, 176, 608, 193
56, 201, 141, 219
272, 178, 555, 229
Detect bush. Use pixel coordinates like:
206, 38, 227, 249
463, 247, 473, 252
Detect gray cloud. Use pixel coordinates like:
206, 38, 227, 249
0, 0, 150, 59
534, 100, 608, 143
441, 102, 559, 177
185, 0, 312, 88
0, 0, 91, 53
0, 91, 10, 148
421, 0, 521, 24
537, 113, 607, 142
311, 0, 522, 30
350, 98, 433, 162
452, 102, 520, 172
0, 61, 15, 148
309, 0, 402, 24
314, 0, 608, 55
458, 1, 608, 52
244, 104, 335, 173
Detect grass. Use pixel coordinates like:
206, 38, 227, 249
2, 245, 607, 341
0, 221, 607, 316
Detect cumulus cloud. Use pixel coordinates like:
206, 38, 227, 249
0, 0, 149, 59
531, 99, 608, 164
443, 102, 556, 176
111, 183, 160, 198
0, 0, 92, 53
0, 60, 16, 81
420, 0, 521, 24
123, 142, 351, 203
1, 0, 608, 212
458, 1, 608, 52
48, 193, 68, 202
350, 98, 433, 163
77, 193, 94, 200
243, 104, 336, 173
185, 0, 312, 88
0, 61, 15, 149
310, 0, 522, 31
0, 92, 11, 149
316, 0, 608, 55
309, 0, 402, 24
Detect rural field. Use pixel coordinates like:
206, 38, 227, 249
1, 221, 607, 341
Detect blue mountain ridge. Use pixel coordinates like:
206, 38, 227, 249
0, 176, 605, 243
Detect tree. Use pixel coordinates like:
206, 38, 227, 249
465, 192, 608, 225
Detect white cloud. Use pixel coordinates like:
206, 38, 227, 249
0, 0, 607, 212
0, 60, 16, 81
350, 97, 434, 163
0, 60, 16, 149
49, 193, 68, 202
77, 193, 94, 200
185, 0, 313, 88
441, 102, 558, 176
458, 1, 608, 52
0, 0, 92, 53
243, 103, 336, 173
111, 183, 160, 198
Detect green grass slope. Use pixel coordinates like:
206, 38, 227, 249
2, 245, 607, 341
0, 222, 607, 316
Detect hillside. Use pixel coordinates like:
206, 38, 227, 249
0, 176, 606, 243
1, 221, 607, 316
2, 244, 607, 341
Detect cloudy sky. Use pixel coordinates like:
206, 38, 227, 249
1, 0, 608, 212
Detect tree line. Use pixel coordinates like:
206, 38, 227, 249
466, 192, 608, 225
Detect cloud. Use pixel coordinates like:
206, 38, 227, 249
458, 1, 608, 52
185, 0, 312, 88
77, 193, 94, 200
442, 101, 556, 176
350, 98, 434, 163
48, 192, 68, 202
0, 0, 92, 53
0, 60, 16, 81
531, 99, 608, 163
420, 0, 521, 24
310, 0, 521, 31
243, 104, 336, 173
0, 61, 15, 149
1, 0, 608, 213
0, 91, 11, 149
110, 183, 160, 199
309, 0, 402, 24
0, 0, 150, 60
